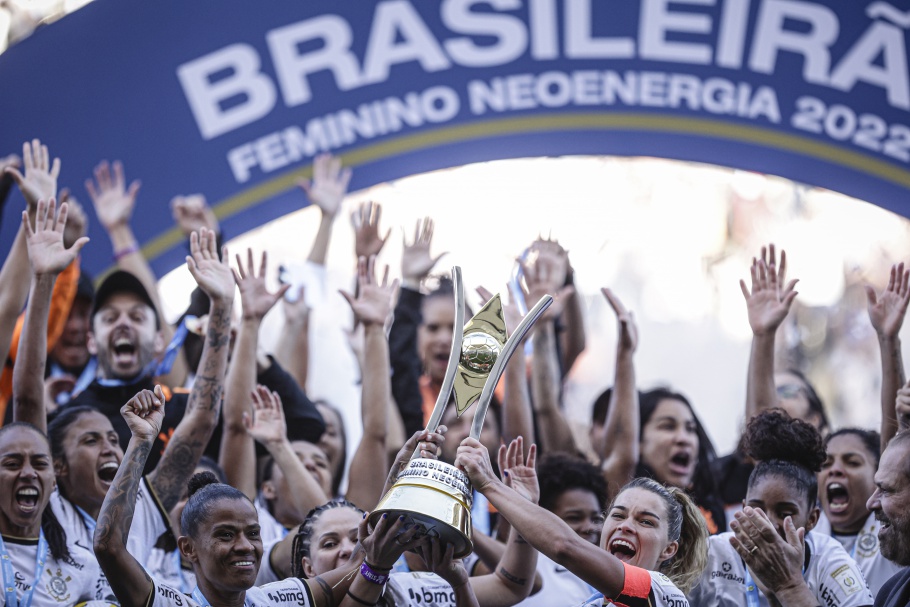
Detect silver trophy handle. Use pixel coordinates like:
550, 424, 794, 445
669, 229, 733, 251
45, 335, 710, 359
469, 294, 553, 440
411, 266, 465, 460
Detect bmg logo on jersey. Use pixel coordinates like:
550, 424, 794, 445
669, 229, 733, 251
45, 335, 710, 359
407, 584, 456, 604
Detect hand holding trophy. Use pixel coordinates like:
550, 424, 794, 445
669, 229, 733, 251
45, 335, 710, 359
369, 267, 552, 557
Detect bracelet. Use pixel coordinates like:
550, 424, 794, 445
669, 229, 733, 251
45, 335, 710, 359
346, 589, 379, 606
113, 243, 139, 261
360, 561, 391, 585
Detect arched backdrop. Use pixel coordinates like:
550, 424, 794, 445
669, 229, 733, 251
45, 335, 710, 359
2, 0, 910, 275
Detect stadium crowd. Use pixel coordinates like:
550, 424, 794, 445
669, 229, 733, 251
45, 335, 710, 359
2, 140, 910, 607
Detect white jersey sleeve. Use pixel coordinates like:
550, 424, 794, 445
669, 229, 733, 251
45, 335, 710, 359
253, 539, 284, 586
805, 533, 874, 607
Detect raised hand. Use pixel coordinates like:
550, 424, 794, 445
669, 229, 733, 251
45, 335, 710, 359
520, 248, 574, 322
497, 436, 539, 504
85, 160, 140, 231
730, 507, 805, 596
233, 248, 289, 321
867, 262, 910, 339
402, 217, 446, 286
186, 228, 234, 303
351, 201, 390, 258
382, 426, 448, 496
5, 139, 59, 208
242, 385, 287, 447
120, 386, 166, 442
171, 194, 219, 237
739, 244, 798, 336
340, 255, 399, 327
58, 190, 89, 249
0, 153, 20, 176
455, 437, 498, 492
22, 198, 89, 276
602, 288, 638, 354
299, 153, 351, 219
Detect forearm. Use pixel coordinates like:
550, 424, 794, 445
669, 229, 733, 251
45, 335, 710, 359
530, 322, 575, 453
879, 335, 905, 442
559, 290, 586, 373
0, 227, 30, 354
600, 349, 638, 489
771, 582, 821, 607
94, 435, 155, 607
273, 316, 309, 389
746, 332, 778, 421
346, 324, 390, 509
453, 580, 481, 607
12, 274, 55, 431
502, 347, 534, 445
307, 212, 335, 265
338, 575, 384, 607
221, 318, 260, 498
490, 528, 537, 602
267, 439, 328, 518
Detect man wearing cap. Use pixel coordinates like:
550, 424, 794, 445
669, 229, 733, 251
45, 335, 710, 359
869, 431, 910, 606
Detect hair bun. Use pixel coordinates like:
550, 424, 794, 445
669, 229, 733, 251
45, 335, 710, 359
744, 409, 826, 472
187, 471, 220, 498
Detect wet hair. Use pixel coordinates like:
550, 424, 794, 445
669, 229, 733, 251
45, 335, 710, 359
636, 388, 724, 532
614, 478, 708, 594
0, 423, 71, 561
314, 400, 347, 497
538, 453, 607, 512
825, 428, 881, 468
291, 499, 364, 578
46, 406, 111, 498
781, 368, 830, 434
181, 471, 253, 538
744, 410, 826, 508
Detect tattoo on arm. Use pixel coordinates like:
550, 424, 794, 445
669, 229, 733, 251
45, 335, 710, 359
150, 437, 203, 511
313, 576, 335, 607
95, 441, 151, 553
497, 567, 527, 586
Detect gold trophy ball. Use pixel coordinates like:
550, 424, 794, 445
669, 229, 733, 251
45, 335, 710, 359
460, 332, 501, 373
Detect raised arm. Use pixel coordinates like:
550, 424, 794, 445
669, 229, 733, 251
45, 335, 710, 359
529, 238, 585, 373
13, 199, 88, 430
343, 255, 400, 510
147, 228, 234, 511
741, 245, 798, 422
865, 262, 910, 447
94, 387, 166, 607
523, 256, 576, 454
457, 437, 625, 599
220, 249, 288, 498
1, 140, 58, 375
245, 385, 327, 518
86, 161, 185, 385
596, 289, 640, 497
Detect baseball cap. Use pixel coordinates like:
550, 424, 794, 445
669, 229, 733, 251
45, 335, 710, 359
91, 270, 160, 328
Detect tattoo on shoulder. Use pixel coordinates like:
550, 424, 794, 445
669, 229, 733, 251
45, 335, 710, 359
497, 567, 527, 586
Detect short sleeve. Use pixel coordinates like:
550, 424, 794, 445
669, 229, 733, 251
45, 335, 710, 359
148, 581, 197, 607
606, 564, 653, 607
818, 559, 874, 606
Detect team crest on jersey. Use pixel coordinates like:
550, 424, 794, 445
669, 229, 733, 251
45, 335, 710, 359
655, 573, 674, 586
46, 568, 72, 602
856, 531, 878, 557
831, 564, 861, 596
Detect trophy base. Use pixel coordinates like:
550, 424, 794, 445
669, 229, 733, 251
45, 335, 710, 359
370, 461, 474, 558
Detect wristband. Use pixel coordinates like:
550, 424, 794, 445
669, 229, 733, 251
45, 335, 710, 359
360, 561, 391, 585
346, 590, 379, 606
113, 243, 139, 261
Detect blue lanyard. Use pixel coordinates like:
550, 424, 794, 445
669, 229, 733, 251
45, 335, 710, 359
0, 531, 49, 607
74, 505, 96, 534
744, 562, 809, 607
173, 551, 190, 593
581, 591, 605, 606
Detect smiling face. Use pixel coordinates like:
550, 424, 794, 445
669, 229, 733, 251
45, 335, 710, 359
867, 439, 910, 566
55, 410, 123, 516
640, 398, 699, 489
0, 427, 55, 537
746, 474, 819, 538
819, 433, 877, 534
600, 487, 677, 571
552, 488, 604, 545
301, 506, 361, 577
89, 292, 163, 379
418, 296, 455, 384
180, 497, 262, 592
50, 297, 92, 372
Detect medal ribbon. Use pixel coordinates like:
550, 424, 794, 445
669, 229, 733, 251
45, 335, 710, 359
0, 530, 49, 607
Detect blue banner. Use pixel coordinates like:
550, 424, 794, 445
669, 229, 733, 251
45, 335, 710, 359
2, 0, 910, 275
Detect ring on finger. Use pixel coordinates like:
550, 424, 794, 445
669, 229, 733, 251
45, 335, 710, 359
749, 545, 759, 555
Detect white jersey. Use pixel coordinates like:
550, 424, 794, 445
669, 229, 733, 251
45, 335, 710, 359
382, 571, 457, 607
814, 511, 906, 597
575, 570, 689, 607
254, 498, 289, 548
145, 549, 197, 595
149, 577, 313, 607
516, 553, 594, 607
251, 539, 285, 587
689, 531, 874, 607
0, 533, 106, 607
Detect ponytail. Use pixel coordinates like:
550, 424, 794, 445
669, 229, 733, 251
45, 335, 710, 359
41, 505, 71, 562
660, 487, 708, 594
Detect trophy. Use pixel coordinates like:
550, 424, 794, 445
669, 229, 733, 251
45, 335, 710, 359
369, 267, 552, 557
